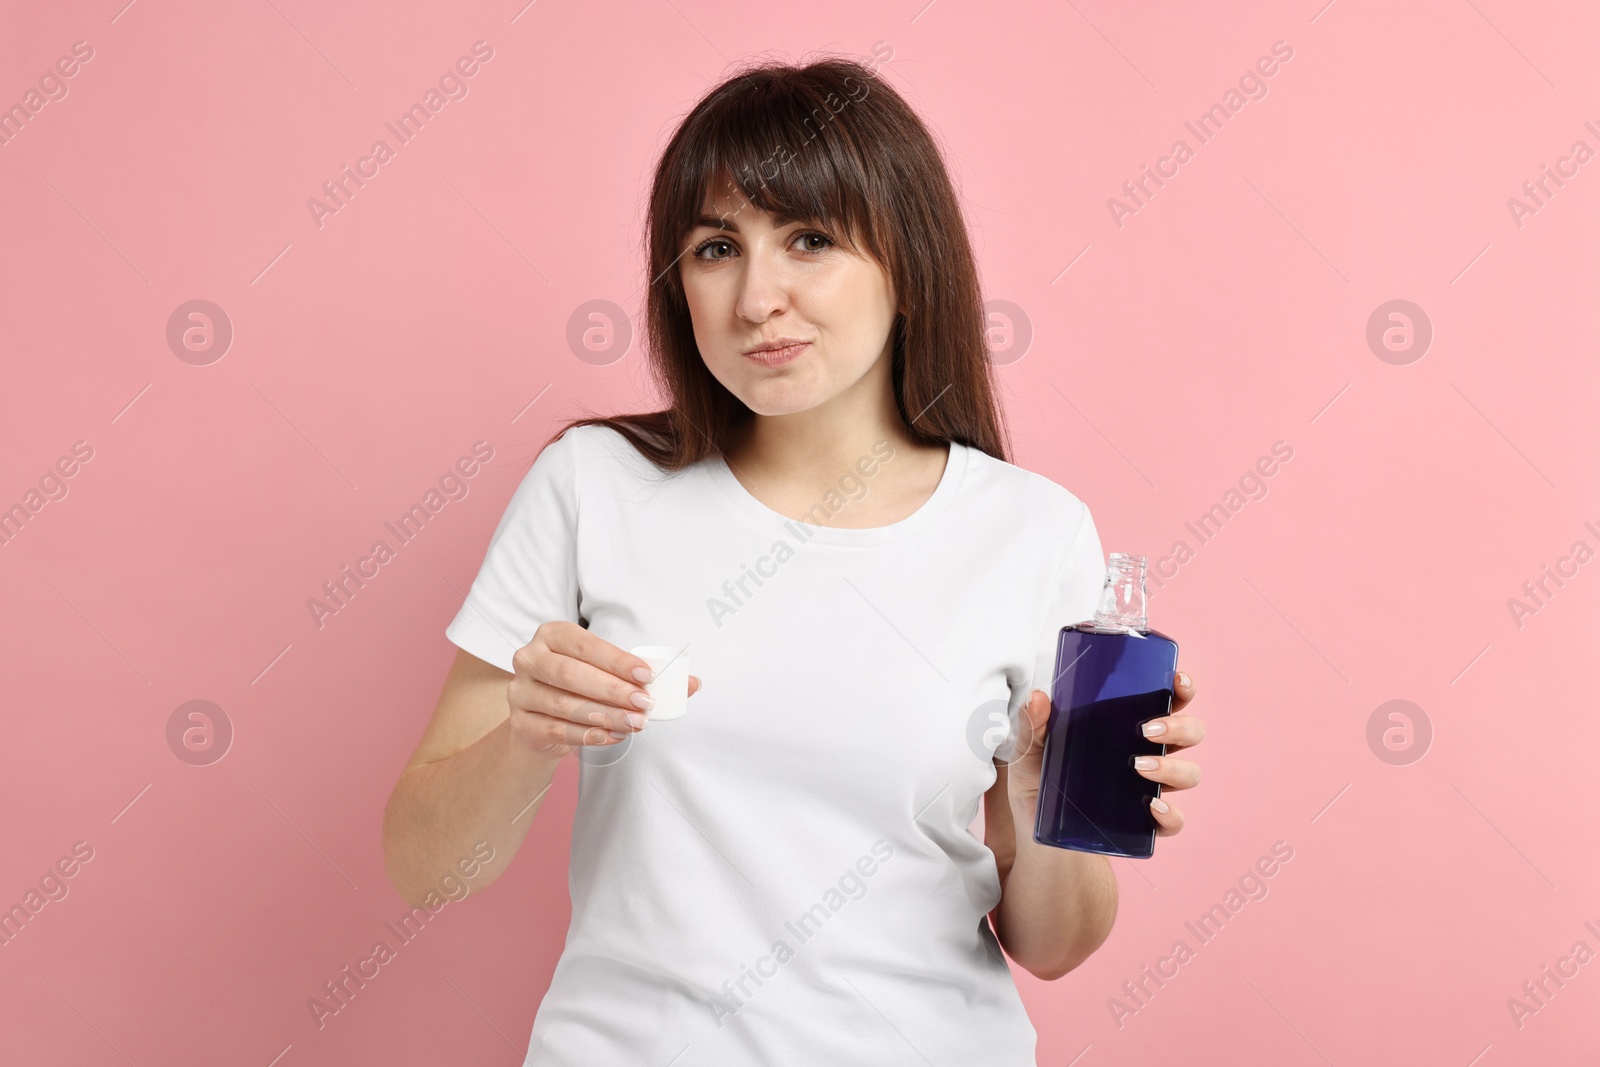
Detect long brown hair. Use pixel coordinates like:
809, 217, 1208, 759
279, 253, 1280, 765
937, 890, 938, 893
551, 53, 1010, 469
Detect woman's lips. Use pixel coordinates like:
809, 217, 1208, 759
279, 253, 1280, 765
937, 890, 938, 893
743, 342, 809, 367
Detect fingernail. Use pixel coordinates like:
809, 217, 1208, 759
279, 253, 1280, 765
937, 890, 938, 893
1150, 796, 1169, 813
1141, 720, 1167, 737
1134, 756, 1159, 771
626, 712, 646, 729
607, 730, 627, 740
633, 666, 655, 683
1177, 672, 1191, 688
631, 691, 655, 711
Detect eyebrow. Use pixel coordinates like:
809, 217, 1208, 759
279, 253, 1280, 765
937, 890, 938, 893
692, 210, 808, 233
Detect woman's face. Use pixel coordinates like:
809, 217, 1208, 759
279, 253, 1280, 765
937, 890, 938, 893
678, 184, 899, 418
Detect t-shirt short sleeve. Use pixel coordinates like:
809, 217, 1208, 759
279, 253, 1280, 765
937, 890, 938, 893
444, 429, 583, 674
1029, 501, 1105, 698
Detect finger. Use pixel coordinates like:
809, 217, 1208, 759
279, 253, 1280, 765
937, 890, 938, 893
1018, 690, 1051, 757
517, 646, 653, 724
1138, 713, 1205, 749
1169, 670, 1195, 712
539, 622, 661, 688
520, 676, 640, 734
525, 710, 628, 748
689, 675, 702, 697
1148, 795, 1185, 836
1025, 689, 1051, 728
1132, 754, 1201, 791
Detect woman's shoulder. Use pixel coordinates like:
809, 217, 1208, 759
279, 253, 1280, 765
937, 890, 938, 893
539, 421, 651, 467
960, 442, 1092, 523
531, 421, 685, 496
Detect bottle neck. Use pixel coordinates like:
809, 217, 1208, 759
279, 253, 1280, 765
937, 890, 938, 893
1091, 553, 1149, 633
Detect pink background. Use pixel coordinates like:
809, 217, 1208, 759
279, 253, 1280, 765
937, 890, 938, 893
2, 0, 1596, 1063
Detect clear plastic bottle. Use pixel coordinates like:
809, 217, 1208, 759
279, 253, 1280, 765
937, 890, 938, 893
1033, 553, 1179, 858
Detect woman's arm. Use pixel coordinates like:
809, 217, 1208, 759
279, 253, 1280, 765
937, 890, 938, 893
982, 673, 1203, 980
983, 760, 1118, 981
382, 648, 565, 907
384, 626, 699, 908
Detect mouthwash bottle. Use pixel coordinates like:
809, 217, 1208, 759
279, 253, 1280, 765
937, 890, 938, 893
1034, 552, 1179, 858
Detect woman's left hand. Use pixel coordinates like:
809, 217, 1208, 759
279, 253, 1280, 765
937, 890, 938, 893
1007, 671, 1203, 837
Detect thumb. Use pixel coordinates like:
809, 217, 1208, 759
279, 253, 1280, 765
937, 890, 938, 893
1017, 690, 1052, 758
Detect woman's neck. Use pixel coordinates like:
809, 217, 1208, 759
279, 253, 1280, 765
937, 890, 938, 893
721, 407, 949, 529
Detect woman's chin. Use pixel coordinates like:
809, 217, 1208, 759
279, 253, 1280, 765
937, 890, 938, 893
735, 383, 828, 418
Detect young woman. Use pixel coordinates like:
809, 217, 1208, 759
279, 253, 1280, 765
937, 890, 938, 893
383, 56, 1204, 1065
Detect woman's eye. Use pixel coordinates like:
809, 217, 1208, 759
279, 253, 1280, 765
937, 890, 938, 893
690, 230, 833, 260
693, 238, 733, 260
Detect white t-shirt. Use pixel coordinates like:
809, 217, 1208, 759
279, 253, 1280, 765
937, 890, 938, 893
445, 422, 1105, 1066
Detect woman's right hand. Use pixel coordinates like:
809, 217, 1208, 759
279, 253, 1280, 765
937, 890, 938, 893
507, 620, 701, 758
